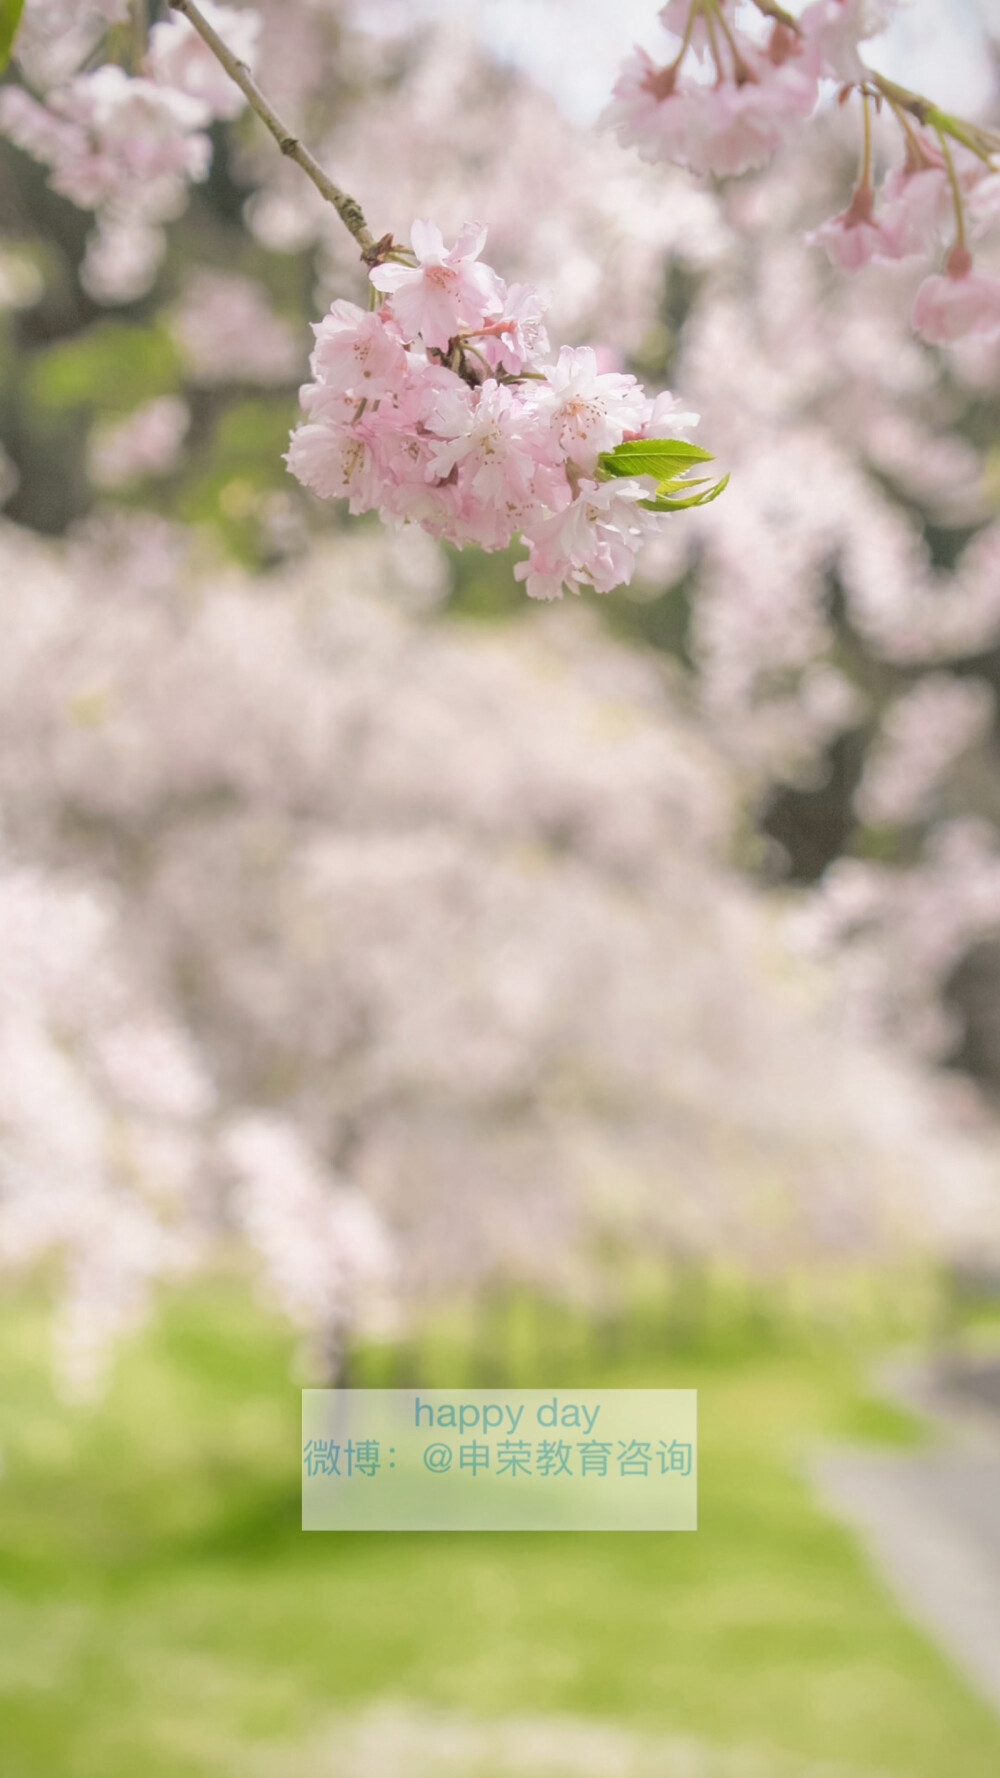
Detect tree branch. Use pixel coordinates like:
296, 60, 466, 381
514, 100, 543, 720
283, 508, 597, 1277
166, 0, 380, 260
130, 0, 149, 73
869, 73, 1000, 162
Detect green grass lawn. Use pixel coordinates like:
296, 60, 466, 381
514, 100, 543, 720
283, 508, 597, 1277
1, 1277, 998, 1778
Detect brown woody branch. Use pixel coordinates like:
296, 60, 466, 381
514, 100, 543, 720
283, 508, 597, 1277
166, 0, 383, 260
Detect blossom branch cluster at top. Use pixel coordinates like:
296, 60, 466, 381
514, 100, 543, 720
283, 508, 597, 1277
0, 0, 726, 597
286, 219, 723, 600
167, 0, 727, 597
604, 0, 1000, 346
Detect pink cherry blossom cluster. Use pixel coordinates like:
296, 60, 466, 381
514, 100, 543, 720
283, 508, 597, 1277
602, 0, 891, 180
286, 219, 703, 601
0, 1, 260, 299
603, 0, 823, 179
605, 0, 1000, 347
87, 394, 191, 490
0, 63, 212, 213
811, 140, 1000, 347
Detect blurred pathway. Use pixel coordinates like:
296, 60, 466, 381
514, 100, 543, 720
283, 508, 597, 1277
817, 1357, 1000, 1715
258, 1703, 889, 1778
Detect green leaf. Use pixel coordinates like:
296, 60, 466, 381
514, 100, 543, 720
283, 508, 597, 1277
0, 0, 25, 69
640, 472, 730, 513
654, 474, 715, 495
597, 435, 728, 512
597, 437, 714, 482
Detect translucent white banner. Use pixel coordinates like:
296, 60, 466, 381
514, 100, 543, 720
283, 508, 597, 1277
302, 1388, 697, 1530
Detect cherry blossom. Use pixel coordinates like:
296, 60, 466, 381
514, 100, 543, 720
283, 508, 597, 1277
912, 250, 1000, 346
537, 346, 651, 465
285, 417, 383, 513
809, 184, 909, 271
878, 164, 952, 258
369, 220, 501, 353
603, 36, 818, 179
475, 282, 550, 377
517, 478, 658, 601
601, 47, 705, 170
799, 0, 896, 85
87, 396, 191, 489
424, 380, 542, 510
309, 299, 409, 399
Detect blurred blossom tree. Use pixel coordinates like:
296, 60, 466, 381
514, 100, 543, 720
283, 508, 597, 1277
1, 0, 1000, 1383
0, 519, 997, 1391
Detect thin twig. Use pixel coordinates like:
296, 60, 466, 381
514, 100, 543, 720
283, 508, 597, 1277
869, 72, 934, 129
858, 89, 872, 190
936, 126, 967, 252
709, 0, 755, 84
130, 0, 148, 73
671, 0, 703, 70
701, 4, 725, 86
167, 0, 380, 260
870, 73, 1000, 163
